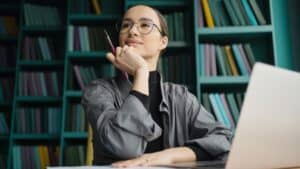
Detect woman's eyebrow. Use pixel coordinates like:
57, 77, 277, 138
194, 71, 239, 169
122, 17, 153, 22
139, 17, 153, 22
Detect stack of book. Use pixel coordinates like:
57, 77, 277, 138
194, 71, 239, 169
24, 3, 62, 26
15, 107, 61, 134
200, 43, 255, 76
197, 0, 266, 27
19, 72, 62, 96
12, 145, 59, 169
202, 92, 244, 129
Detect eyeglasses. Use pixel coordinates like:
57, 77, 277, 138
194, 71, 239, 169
117, 19, 163, 35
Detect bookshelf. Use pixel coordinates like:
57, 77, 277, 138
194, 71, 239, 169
286, 0, 300, 72
194, 0, 293, 129
0, 0, 19, 168
7, 0, 66, 168
0, 0, 295, 168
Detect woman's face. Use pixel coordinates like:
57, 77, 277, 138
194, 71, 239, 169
119, 5, 168, 60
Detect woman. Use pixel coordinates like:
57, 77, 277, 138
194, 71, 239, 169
82, 5, 232, 167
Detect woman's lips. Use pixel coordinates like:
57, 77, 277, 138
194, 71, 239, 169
125, 39, 143, 47
126, 42, 142, 47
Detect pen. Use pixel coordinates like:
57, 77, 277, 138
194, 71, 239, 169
104, 29, 116, 55
104, 29, 128, 79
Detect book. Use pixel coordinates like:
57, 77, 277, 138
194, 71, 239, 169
225, 46, 239, 76
241, 0, 258, 25
91, 0, 101, 15
223, 0, 240, 26
248, 0, 267, 25
202, 0, 215, 28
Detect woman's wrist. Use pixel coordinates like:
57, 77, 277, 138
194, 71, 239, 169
162, 147, 197, 163
134, 66, 149, 78
132, 67, 149, 95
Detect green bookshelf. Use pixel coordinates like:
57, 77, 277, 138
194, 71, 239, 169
194, 0, 293, 129
7, 0, 66, 168
0, 0, 295, 168
0, 1, 19, 169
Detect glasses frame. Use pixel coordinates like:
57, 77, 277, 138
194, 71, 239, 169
116, 20, 164, 35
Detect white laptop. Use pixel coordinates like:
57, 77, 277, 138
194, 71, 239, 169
225, 62, 300, 169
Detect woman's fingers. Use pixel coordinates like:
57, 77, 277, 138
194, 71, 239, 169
116, 46, 122, 55
106, 52, 115, 64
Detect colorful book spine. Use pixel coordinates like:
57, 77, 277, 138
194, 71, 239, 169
202, 0, 215, 28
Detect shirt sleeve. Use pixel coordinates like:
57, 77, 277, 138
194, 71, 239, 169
185, 144, 213, 161
130, 90, 150, 111
184, 91, 233, 160
81, 80, 162, 159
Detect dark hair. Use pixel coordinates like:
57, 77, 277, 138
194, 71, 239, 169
152, 8, 168, 37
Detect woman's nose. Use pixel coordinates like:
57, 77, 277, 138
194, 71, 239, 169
128, 23, 139, 36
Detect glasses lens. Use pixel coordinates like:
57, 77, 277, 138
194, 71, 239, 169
117, 20, 155, 34
118, 21, 131, 34
138, 21, 153, 34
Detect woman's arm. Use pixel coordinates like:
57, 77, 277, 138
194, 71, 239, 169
184, 92, 233, 160
82, 46, 162, 159
112, 147, 196, 167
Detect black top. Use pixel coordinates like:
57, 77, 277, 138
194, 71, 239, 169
130, 71, 163, 153
130, 71, 214, 160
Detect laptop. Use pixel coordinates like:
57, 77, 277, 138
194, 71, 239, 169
162, 63, 300, 169
226, 62, 300, 169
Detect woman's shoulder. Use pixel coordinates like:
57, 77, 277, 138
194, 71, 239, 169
82, 77, 116, 95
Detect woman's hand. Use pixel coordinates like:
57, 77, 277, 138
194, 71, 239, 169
112, 150, 174, 168
106, 45, 148, 77
112, 147, 196, 168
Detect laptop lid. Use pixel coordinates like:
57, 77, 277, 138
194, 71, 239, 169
226, 63, 300, 169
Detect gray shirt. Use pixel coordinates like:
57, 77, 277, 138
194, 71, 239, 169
82, 75, 233, 165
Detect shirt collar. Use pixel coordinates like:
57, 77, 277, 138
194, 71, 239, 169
115, 71, 169, 112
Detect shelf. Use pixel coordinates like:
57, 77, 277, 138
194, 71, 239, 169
0, 135, 9, 140
199, 76, 249, 92
15, 96, 62, 103
65, 91, 82, 97
200, 76, 249, 84
22, 26, 66, 33
12, 134, 59, 140
63, 132, 87, 139
18, 60, 64, 67
0, 68, 15, 74
0, 102, 12, 107
67, 52, 108, 62
0, 4, 19, 14
126, 0, 187, 8
198, 25, 273, 42
67, 51, 106, 57
69, 14, 121, 24
0, 35, 17, 42
167, 41, 189, 48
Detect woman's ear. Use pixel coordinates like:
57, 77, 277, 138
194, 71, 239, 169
159, 36, 168, 50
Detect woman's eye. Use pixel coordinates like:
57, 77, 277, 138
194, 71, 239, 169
140, 23, 151, 28
121, 23, 130, 28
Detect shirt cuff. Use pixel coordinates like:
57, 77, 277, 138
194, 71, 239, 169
185, 144, 214, 161
130, 90, 150, 110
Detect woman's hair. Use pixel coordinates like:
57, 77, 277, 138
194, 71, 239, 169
152, 7, 168, 37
